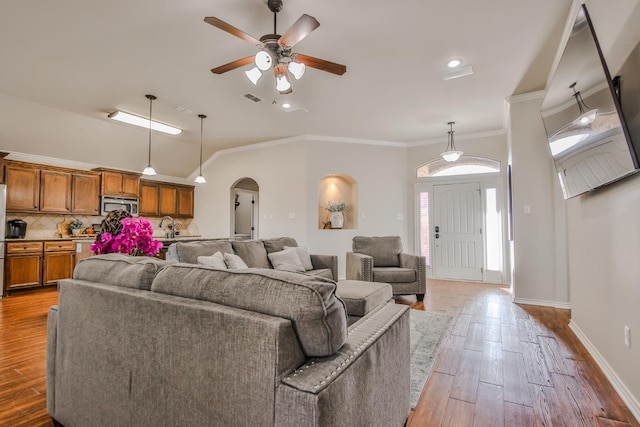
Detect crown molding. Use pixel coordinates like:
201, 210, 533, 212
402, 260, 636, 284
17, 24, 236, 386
505, 90, 547, 104
406, 129, 507, 147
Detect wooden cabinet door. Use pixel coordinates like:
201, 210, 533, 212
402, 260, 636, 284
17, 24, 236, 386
40, 169, 72, 213
101, 171, 123, 196
72, 173, 100, 215
121, 175, 140, 198
5, 165, 40, 212
139, 181, 160, 216
177, 186, 194, 218
43, 252, 75, 286
159, 185, 177, 216
5, 255, 42, 290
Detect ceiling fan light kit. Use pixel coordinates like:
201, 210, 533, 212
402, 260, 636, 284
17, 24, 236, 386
205, 0, 346, 95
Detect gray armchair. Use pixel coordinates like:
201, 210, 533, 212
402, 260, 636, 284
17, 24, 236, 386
346, 236, 426, 301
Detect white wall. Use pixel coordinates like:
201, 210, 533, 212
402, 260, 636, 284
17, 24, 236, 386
507, 94, 570, 306
194, 136, 407, 279
563, 0, 640, 415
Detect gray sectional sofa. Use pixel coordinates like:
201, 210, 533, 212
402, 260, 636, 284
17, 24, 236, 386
166, 237, 338, 281
47, 253, 410, 427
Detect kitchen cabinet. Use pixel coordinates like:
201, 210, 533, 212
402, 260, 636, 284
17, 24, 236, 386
5, 164, 40, 212
71, 173, 100, 215
140, 181, 194, 218
139, 181, 160, 216
39, 169, 72, 213
159, 186, 178, 216
97, 169, 140, 198
5, 241, 44, 292
177, 186, 194, 218
43, 241, 76, 286
4, 240, 77, 295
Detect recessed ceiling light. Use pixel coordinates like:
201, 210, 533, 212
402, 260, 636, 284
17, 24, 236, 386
446, 59, 463, 68
282, 103, 291, 109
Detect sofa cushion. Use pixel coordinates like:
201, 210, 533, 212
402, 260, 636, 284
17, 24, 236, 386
197, 252, 227, 269
150, 265, 348, 357
304, 269, 334, 280
262, 237, 298, 254
231, 240, 270, 268
224, 253, 249, 269
373, 267, 416, 283
73, 253, 168, 290
284, 246, 313, 271
336, 280, 393, 317
352, 236, 403, 267
268, 248, 306, 273
174, 240, 234, 264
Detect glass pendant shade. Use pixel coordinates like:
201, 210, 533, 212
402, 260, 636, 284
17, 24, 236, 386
245, 67, 262, 85
194, 175, 206, 184
276, 74, 291, 92
441, 150, 463, 162
287, 61, 305, 80
255, 51, 272, 71
142, 165, 157, 176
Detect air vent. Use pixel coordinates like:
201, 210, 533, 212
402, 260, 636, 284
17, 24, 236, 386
243, 93, 263, 102
443, 65, 474, 81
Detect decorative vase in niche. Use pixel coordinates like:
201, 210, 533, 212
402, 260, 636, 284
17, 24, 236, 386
71, 229, 80, 236
330, 211, 344, 229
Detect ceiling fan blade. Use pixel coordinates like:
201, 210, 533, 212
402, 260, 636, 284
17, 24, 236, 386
211, 56, 254, 74
279, 14, 320, 48
292, 54, 347, 76
204, 17, 263, 46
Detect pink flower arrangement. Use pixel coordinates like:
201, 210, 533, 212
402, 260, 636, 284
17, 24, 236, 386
90, 217, 163, 256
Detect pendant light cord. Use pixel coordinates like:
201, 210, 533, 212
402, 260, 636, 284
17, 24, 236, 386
198, 114, 206, 174
145, 94, 157, 166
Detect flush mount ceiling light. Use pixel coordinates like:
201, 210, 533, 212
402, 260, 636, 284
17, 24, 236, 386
570, 82, 598, 125
108, 110, 182, 135
141, 94, 158, 176
446, 58, 463, 68
440, 121, 463, 162
205, 0, 346, 95
194, 114, 207, 184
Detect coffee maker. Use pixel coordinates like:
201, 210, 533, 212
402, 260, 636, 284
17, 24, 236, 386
7, 219, 27, 239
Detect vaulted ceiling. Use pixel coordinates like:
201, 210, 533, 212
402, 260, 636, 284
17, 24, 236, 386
0, 0, 575, 178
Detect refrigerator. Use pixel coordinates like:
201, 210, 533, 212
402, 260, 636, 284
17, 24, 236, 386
0, 184, 5, 298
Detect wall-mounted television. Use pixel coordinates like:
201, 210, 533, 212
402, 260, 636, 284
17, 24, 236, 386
540, 4, 639, 199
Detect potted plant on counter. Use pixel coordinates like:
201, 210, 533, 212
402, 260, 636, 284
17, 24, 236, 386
68, 219, 84, 236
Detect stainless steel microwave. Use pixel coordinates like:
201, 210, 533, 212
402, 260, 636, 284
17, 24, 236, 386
100, 196, 139, 216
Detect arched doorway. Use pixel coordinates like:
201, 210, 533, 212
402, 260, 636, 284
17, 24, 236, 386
231, 178, 259, 240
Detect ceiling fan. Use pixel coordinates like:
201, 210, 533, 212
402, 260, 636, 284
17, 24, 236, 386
204, 0, 347, 94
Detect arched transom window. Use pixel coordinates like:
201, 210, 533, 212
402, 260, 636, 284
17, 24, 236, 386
417, 155, 501, 177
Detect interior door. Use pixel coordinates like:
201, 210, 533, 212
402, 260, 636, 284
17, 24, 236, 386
433, 182, 483, 281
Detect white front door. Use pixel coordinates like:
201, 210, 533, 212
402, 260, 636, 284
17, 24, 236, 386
433, 182, 483, 281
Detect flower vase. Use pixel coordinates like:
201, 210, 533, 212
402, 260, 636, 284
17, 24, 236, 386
71, 229, 80, 236
330, 211, 344, 229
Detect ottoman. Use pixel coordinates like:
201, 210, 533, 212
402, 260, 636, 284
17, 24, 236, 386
336, 280, 393, 325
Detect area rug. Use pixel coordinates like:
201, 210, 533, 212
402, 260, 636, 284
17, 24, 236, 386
410, 309, 453, 408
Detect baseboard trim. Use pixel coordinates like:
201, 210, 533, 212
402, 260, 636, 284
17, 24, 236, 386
569, 320, 640, 423
513, 297, 571, 309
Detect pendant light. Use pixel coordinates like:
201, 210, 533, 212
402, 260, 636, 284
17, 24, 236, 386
142, 94, 158, 176
194, 114, 207, 184
570, 82, 598, 126
440, 121, 463, 162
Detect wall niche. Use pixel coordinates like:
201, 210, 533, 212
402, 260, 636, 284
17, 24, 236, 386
317, 174, 357, 230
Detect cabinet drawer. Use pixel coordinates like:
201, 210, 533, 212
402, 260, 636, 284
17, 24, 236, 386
44, 241, 76, 252
7, 241, 44, 254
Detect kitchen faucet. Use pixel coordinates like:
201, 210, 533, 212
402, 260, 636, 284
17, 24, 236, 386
159, 216, 175, 239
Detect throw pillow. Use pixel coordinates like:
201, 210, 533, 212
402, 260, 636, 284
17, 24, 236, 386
197, 252, 227, 269
267, 247, 306, 273
223, 252, 249, 269
284, 245, 313, 271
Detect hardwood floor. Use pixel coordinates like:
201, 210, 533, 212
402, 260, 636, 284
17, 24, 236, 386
402, 279, 639, 427
0, 281, 637, 426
